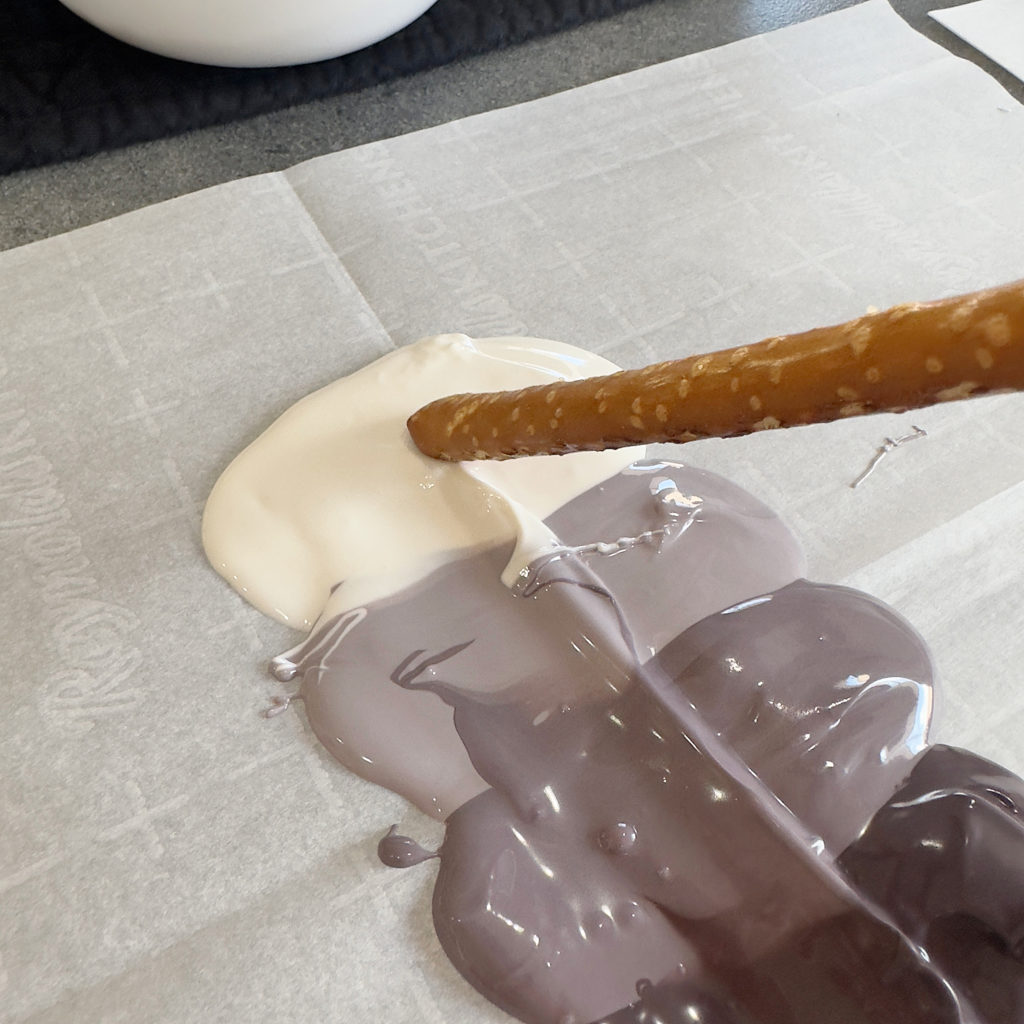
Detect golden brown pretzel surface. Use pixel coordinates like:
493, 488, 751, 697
407, 280, 1024, 461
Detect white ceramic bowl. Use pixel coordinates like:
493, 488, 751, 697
59, 0, 440, 67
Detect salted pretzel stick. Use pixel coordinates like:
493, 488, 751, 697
408, 280, 1024, 461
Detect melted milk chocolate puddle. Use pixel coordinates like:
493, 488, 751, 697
204, 335, 1024, 1024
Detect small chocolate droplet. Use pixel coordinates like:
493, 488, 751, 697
377, 825, 438, 869
598, 822, 638, 854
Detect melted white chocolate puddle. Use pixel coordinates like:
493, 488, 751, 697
202, 334, 641, 629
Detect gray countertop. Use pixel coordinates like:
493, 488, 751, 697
1, 0, 1019, 252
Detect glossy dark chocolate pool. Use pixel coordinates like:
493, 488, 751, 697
273, 461, 1023, 1023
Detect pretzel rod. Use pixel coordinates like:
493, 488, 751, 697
407, 280, 1024, 461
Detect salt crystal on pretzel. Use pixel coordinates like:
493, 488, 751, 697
407, 280, 1024, 461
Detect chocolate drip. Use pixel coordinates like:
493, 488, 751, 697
377, 825, 438, 869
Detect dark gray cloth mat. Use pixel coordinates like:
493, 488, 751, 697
0, 0, 658, 175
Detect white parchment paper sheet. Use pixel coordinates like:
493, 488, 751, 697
1, 2, 1022, 1021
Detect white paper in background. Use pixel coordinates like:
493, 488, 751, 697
931, 0, 1024, 84
1, 2, 1023, 1022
